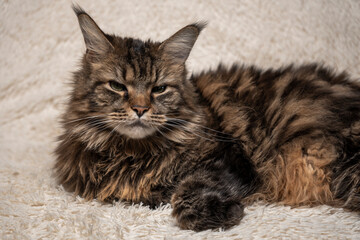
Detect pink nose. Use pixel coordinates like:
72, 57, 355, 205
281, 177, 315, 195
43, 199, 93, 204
131, 105, 150, 117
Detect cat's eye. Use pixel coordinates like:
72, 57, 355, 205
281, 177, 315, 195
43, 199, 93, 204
109, 81, 127, 92
152, 85, 167, 94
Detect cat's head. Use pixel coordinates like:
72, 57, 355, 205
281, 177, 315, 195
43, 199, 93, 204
66, 5, 205, 143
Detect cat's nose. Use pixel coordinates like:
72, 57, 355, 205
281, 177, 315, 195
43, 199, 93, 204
131, 105, 150, 117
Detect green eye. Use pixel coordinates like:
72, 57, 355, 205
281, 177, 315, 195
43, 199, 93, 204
152, 85, 167, 94
109, 81, 127, 92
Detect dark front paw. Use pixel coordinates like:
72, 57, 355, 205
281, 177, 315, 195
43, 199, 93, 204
171, 189, 244, 231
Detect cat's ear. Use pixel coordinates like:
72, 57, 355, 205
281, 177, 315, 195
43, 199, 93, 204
159, 22, 206, 65
72, 5, 114, 57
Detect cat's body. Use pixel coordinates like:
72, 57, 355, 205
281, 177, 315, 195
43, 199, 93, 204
55, 6, 360, 231
195, 64, 360, 209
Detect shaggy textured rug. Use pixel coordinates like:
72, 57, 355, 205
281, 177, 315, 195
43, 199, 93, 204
1, 0, 360, 239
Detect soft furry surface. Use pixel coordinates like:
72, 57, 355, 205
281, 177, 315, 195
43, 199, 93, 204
1, 0, 360, 239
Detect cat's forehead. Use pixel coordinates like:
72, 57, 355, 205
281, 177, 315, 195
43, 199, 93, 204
131, 39, 146, 55
112, 37, 159, 59
109, 37, 161, 83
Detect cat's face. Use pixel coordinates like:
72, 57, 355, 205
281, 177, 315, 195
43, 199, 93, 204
84, 41, 190, 139
68, 7, 204, 140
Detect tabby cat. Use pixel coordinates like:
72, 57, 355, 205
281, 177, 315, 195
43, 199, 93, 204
55, 5, 360, 231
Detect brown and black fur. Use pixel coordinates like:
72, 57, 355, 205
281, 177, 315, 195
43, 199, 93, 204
195, 64, 360, 210
54, 5, 360, 232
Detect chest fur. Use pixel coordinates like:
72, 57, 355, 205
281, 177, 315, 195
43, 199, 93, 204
94, 153, 175, 203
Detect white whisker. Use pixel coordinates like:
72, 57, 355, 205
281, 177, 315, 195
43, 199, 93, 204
63, 114, 109, 124
166, 117, 234, 137
164, 122, 221, 142
165, 118, 236, 142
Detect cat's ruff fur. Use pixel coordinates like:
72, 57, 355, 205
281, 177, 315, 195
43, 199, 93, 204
1, 0, 360, 239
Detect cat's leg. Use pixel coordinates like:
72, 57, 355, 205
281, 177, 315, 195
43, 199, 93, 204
171, 169, 249, 231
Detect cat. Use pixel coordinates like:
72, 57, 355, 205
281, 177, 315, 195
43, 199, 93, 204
54, 5, 360, 231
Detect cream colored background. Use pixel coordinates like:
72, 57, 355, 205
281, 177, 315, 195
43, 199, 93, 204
1, 0, 359, 239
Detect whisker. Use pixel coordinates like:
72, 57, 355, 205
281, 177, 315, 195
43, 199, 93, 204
179, 124, 235, 141
159, 124, 193, 140
67, 118, 114, 140
153, 125, 169, 139
107, 123, 121, 139
149, 115, 166, 120
108, 117, 128, 121
152, 111, 182, 116
148, 120, 166, 126
64, 111, 129, 125
109, 113, 128, 117
109, 110, 127, 114
63, 114, 109, 124
163, 122, 220, 142
88, 119, 113, 128
166, 117, 235, 139
72, 118, 112, 129
164, 122, 235, 143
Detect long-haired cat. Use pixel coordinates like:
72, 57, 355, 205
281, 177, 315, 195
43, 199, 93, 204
55, 5, 360, 231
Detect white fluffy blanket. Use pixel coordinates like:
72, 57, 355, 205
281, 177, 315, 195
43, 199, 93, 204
1, 0, 359, 239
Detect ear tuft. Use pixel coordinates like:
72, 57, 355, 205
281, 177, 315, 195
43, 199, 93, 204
160, 22, 207, 65
72, 3, 87, 16
190, 21, 208, 33
72, 4, 113, 57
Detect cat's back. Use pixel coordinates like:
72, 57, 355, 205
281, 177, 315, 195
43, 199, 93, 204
194, 63, 360, 154
195, 63, 360, 122
195, 63, 360, 105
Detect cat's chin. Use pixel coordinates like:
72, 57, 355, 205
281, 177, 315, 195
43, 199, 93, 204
117, 123, 156, 139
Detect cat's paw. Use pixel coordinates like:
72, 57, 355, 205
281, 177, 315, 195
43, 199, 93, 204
171, 188, 244, 231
